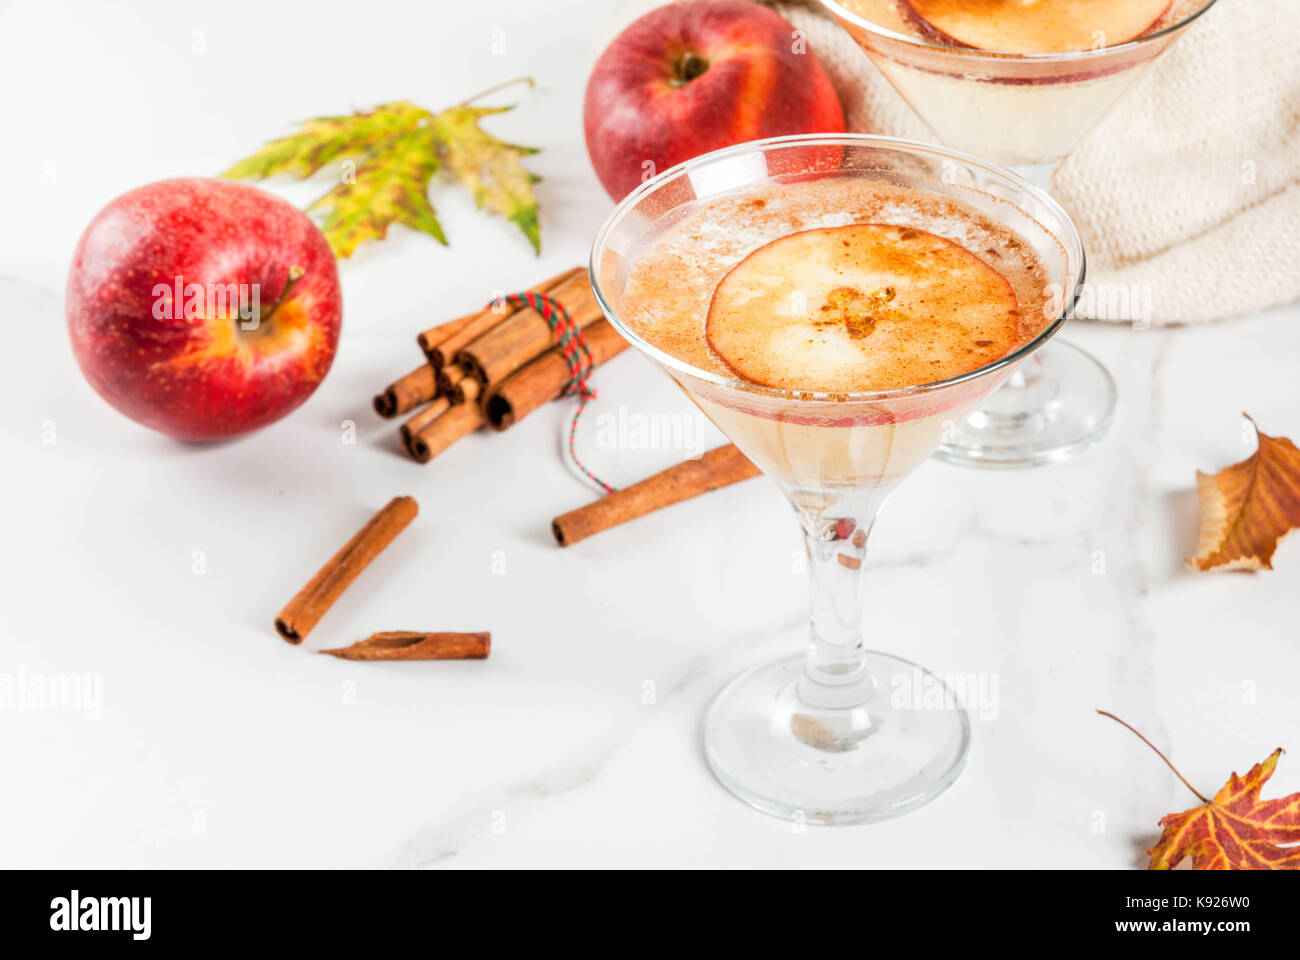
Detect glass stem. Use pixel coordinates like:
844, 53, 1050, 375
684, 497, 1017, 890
1002, 353, 1044, 392
795, 506, 880, 709
1009, 160, 1061, 194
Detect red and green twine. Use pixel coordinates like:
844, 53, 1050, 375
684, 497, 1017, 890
489, 290, 615, 494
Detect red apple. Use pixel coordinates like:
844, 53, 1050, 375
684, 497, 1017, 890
583, 0, 845, 201
67, 178, 342, 442
903, 0, 1172, 54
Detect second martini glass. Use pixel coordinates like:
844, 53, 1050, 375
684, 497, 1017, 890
821, 0, 1220, 466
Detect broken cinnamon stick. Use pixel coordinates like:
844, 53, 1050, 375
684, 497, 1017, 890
275, 496, 419, 643
400, 397, 451, 453
484, 319, 629, 431
458, 269, 602, 386
421, 266, 582, 369
320, 631, 490, 661
407, 401, 485, 463
374, 365, 436, 418
552, 444, 759, 547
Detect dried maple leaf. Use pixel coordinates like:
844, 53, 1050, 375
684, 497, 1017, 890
1188, 413, 1300, 571
1150, 750, 1300, 870
1098, 711, 1300, 870
222, 80, 540, 258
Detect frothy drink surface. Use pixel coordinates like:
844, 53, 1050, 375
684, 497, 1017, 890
621, 177, 1056, 394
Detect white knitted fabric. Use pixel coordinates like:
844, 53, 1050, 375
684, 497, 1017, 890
766, 0, 1300, 324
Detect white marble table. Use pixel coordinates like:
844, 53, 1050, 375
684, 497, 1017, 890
1, 0, 1296, 868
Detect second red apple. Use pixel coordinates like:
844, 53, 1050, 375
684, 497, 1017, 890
584, 0, 846, 201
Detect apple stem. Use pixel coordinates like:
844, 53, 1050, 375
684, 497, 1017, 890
259, 265, 305, 326
1096, 710, 1210, 804
459, 76, 534, 107
670, 51, 709, 87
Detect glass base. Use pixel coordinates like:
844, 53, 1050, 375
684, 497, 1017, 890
934, 339, 1116, 468
703, 651, 970, 825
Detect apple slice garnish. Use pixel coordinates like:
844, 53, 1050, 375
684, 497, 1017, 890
705, 223, 1023, 393
903, 0, 1172, 53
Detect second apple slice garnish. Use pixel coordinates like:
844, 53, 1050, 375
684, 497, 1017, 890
904, 0, 1172, 54
705, 223, 1023, 393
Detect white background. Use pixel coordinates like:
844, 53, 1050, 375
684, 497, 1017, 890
1, 0, 1297, 867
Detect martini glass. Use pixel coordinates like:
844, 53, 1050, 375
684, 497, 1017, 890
821, 0, 1220, 466
591, 135, 1085, 823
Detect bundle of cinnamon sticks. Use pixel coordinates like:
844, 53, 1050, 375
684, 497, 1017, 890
375, 266, 763, 547
374, 266, 630, 462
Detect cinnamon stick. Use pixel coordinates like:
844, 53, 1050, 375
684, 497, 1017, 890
407, 401, 485, 463
437, 363, 466, 398
458, 269, 602, 386
320, 631, 490, 661
453, 375, 481, 405
374, 365, 436, 418
484, 319, 629, 431
400, 397, 451, 453
275, 496, 419, 643
413, 310, 483, 369
422, 266, 582, 369
552, 444, 759, 547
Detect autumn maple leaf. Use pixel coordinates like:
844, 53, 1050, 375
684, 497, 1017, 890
1188, 413, 1300, 571
431, 104, 540, 254
308, 121, 446, 258
1098, 711, 1300, 870
222, 80, 540, 258
1149, 749, 1300, 870
221, 103, 422, 182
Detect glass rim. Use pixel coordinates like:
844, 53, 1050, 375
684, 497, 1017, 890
817, 0, 1220, 61
589, 133, 1086, 404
